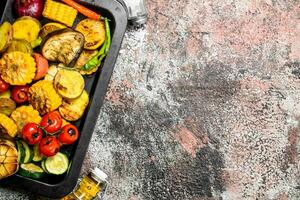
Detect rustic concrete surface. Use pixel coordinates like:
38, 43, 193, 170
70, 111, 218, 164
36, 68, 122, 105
1, 0, 300, 199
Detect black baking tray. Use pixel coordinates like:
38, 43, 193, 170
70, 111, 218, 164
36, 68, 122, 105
0, 0, 127, 198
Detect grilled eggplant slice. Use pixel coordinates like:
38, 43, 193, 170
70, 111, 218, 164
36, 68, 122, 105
41, 28, 84, 66
39, 22, 66, 39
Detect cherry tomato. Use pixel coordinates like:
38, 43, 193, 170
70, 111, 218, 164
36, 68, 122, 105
0, 77, 9, 93
58, 124, 79, 145
22, 123, 43, 145
11, 85, 29, 103
33, 53, 49, 80
40, 111, 62, 134
39, 136, 60, 157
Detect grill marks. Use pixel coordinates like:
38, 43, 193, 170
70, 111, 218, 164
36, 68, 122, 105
41, 28, 84, 66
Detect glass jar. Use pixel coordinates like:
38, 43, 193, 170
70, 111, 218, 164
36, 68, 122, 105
61, 168, 108, 200
122, 0, 148, 27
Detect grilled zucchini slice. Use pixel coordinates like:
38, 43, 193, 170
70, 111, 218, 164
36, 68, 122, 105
59, 90, 89, 121
6, 39, 33, 54
16, 141, 25, 163
32, 145, 43, 162
18, 163, 45, 179
0, 22, 13, 53
45, 152, 69, 175
54, 69, 84, 99
75, 19, 105, 50
20, 141, 33, 164
12, 16, 41, 43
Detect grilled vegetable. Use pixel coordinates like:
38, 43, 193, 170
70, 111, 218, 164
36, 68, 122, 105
0, 139, 15, 148
81, 18, 111, 72
58, 124, 79, 145
0, 98, 16, 116
81, 43, 105, 72
39, 136, 60, 157
33, 53, 49, 80
16, 140, 34, 164
22, 123, 43, 145
41, 160, 49, 173
40, 111, 62, 134
0, 91, 11, 99
42, 28, 84, 66
6, 39, 33, 54
44, 152, 69, 175
74, 50, 99, 75
43, 0, 77, 27
16, 140, 25, 163
0, 139, 19, 180
0, 78, 9, 93
32, 145, 43, 162
19, 140, 33, 163
62, 118, 70, 127
75, 19, 105, 50
12, 16, 41, 43
54, 69, 84, 99
14, 0, 44, 19
18, 163, 44, 179
28, 80, 62, 115
39, 22, 66, 39
11, 105, 41, 133
59, 90, 89, 121
61, 0, 105, 21
0, 114, 18, 138
0, 22, 13, 53
11, 85, 30, 104
30, 37, 42, 49
0, 51, 36, 85
44, 64, 61, 82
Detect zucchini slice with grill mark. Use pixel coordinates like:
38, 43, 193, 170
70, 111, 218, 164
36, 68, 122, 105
20, 141, 33, 164
32, 145, 43, 162
18, 163, 44, 179
45, 152, 69, 175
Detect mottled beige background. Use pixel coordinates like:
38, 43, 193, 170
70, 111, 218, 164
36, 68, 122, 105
1, 0, 300, 199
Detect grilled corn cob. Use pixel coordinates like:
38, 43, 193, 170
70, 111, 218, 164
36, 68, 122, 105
0, 51, 36, 85
28, 80, 62, 115
43, 0, 78, 27
0, 113, 18, 138
11, 105, 41, 133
